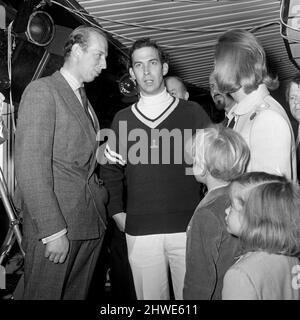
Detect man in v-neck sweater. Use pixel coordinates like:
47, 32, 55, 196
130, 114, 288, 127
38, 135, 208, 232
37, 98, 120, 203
101, 38, 211, 300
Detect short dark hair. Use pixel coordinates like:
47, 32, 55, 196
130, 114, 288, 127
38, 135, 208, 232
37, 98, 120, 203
286, 74, 300, 102
128, 37, 169, 69
63, 25, 107, 60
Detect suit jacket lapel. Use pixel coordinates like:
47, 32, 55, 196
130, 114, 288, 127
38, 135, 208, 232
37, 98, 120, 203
51, 71, 96, 147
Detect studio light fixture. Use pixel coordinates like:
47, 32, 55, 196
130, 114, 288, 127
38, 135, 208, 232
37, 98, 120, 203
280, 0, 300, 70
25, 10, 55, 46
13, 0, 55, 47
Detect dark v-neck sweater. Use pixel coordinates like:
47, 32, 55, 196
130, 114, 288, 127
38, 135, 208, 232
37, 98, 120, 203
101, 97, 211, 236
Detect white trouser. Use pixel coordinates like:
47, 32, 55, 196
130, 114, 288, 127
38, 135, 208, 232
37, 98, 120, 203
126, 232, 186, 300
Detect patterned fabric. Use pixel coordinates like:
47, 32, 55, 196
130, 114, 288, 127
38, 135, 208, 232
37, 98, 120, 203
78, 86, 95, 129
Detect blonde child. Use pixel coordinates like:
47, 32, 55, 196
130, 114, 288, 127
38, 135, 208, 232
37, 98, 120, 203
183, 124, 250, 299
223, 172, 300, 300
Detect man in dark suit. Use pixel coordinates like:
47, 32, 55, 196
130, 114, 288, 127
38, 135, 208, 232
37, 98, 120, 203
13, 25, 108, 300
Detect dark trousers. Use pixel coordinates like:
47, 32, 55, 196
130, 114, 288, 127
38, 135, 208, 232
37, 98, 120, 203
89, 220, 136, 301
109, 222, 136, 300
13, 236, 104, 300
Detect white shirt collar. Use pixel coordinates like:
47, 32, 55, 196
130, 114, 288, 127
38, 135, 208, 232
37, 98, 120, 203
60, 67, 82, 92
225, 103, 237, 118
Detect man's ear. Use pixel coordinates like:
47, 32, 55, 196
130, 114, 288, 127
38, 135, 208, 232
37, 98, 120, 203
129, 67, 135, 80
162, 63, 169, 76
184, 91, 189, 101
72, 43, 82, 59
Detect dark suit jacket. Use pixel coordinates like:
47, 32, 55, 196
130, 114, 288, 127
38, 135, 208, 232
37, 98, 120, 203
14, 71, 108, 244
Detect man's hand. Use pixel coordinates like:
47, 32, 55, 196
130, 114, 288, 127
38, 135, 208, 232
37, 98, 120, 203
113, 212, 127, 232
44, 234, 69, 264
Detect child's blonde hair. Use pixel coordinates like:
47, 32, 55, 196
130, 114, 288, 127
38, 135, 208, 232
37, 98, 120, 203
191, 124, 250, 181
232, 172, 300, 257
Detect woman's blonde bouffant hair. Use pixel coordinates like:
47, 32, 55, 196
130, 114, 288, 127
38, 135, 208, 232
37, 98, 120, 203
214, 29, 278, 95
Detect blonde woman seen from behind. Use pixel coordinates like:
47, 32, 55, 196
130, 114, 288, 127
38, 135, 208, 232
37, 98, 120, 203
213, 29, 296, 180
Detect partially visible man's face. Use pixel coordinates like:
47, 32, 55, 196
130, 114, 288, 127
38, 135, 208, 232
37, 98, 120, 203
76, 32, 108, 83
165, 77, 189, 100
209, 73, 235, 113
209, 74, 225, 110
129, 46, 168, 97
289, 82, 300, 122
